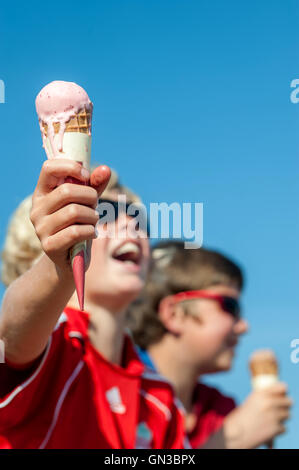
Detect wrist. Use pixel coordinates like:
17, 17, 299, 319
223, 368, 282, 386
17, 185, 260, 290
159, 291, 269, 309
223, 409, 247, 449
55, 260, 74, 284
39, 254, 74, 289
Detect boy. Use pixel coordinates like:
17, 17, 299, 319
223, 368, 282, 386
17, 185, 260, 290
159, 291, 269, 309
128, 240, 292, 449
0, 163, 186, 449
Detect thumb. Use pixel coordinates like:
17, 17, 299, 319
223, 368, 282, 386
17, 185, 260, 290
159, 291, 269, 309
90, 165, 111, 196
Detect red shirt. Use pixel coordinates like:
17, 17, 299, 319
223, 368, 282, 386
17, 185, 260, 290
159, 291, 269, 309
188, 382, 236, 448
0, 307, 187, 449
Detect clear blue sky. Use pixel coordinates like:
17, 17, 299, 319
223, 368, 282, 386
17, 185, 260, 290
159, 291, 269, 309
0, 0, 298, 449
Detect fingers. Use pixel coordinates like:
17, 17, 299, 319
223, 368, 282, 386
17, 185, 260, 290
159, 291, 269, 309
277, 408, 291, 422
32, 184, 99, 220
90, 165, 111, 196
265, 384, 293, 409
268, 393, 292, 426
34, 159, 91, 196
276, 396, 293, 408
267, 382, 288, 395
35, 204, 99, 238
266, 439, 274, 449
42, 225, 97, 256
274, 424, 286, 437
29, 160, 111, 270
274, 400, 293, 424
264, 392, 293, 412
32, 162, 110, 217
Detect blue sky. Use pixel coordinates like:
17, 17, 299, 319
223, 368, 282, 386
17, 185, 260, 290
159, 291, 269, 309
0, 0, 298, 448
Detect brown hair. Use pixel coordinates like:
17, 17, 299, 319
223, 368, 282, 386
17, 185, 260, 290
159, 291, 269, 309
127, 240, 244, 349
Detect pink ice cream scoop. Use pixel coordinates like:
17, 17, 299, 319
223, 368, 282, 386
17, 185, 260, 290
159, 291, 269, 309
36, 80, 93, 159
35, 80, 93, 311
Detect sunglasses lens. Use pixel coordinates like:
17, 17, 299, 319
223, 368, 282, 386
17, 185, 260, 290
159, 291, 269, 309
97, 199, 150, 236
128, 204, 150, 236
222, 297, 241, 318
97, 199, 119, 223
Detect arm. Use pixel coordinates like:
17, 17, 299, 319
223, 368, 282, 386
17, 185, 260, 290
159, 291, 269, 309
0, 254, 74, 366
0, 160, 110, 366
201, 383, 292, 449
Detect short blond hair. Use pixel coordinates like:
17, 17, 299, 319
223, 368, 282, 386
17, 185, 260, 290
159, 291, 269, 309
100, 168, 140, 203
1, 195, 43, 287
1, 168, 141, 287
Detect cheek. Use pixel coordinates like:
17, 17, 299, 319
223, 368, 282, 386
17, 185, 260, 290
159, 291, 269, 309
206, 318, 234, 346
212, 317, 234, 337
86, 239, 110, 279
188, 318, 234, 354
140, 241, 150, 276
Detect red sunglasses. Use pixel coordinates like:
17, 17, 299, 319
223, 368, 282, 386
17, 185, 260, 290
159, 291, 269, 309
167, 290, 241, 319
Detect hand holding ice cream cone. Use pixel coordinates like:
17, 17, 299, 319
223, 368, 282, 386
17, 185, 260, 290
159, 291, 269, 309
34, 81, 110, 309
35, 81, 106, 310
249, 350, 278, 448
249, 349, 286, 449
221, 351, 291, 449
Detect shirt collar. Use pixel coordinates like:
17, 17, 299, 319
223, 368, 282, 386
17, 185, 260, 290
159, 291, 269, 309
64, 305, 145, 377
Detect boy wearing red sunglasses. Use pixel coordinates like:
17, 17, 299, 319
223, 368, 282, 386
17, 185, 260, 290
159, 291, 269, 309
128, 240, 292, 448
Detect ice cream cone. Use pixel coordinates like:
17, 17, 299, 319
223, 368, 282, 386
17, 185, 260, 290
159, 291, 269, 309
249, 349, 279, 449
41, 108, 92, 310
41, 107, 92, 163
249, 349, 279, 389
41, 107, 92, 135
36, 81, 94, 311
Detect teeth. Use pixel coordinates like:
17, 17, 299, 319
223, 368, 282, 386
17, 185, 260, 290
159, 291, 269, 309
114, 242, 140, 257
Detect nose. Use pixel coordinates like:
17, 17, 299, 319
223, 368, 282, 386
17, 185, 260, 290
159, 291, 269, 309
117, 213, 148, 239
116, 213, 135, 233
233, 317, 249, 336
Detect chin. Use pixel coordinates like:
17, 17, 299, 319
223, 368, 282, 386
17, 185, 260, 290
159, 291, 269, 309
204, 355, 234, 374
204, 363, 231, 374
114, 277, 144, 299
218, 363, 232, 372
87, 274, 144, 308
216, 356, 234, 372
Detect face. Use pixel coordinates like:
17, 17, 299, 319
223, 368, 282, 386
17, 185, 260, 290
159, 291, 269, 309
175, 285, 248, 374
85, 195, 150, 311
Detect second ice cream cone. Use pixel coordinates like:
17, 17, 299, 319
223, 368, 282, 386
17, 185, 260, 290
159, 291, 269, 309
249, 349, 279, 449
249, 349, 279, 390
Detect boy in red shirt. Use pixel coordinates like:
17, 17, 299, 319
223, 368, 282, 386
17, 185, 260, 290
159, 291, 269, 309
128, 240, 292, 448
0, 162, 187, 449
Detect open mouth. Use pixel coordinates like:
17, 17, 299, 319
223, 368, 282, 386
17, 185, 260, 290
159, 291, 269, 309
112, 242, 142, 267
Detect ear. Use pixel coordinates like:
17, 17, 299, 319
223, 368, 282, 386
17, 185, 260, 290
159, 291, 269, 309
158, 297, 186, 336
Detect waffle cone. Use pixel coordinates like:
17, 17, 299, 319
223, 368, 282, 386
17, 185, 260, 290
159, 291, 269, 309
249, 350, 278, 377
42, 107, 92, 136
